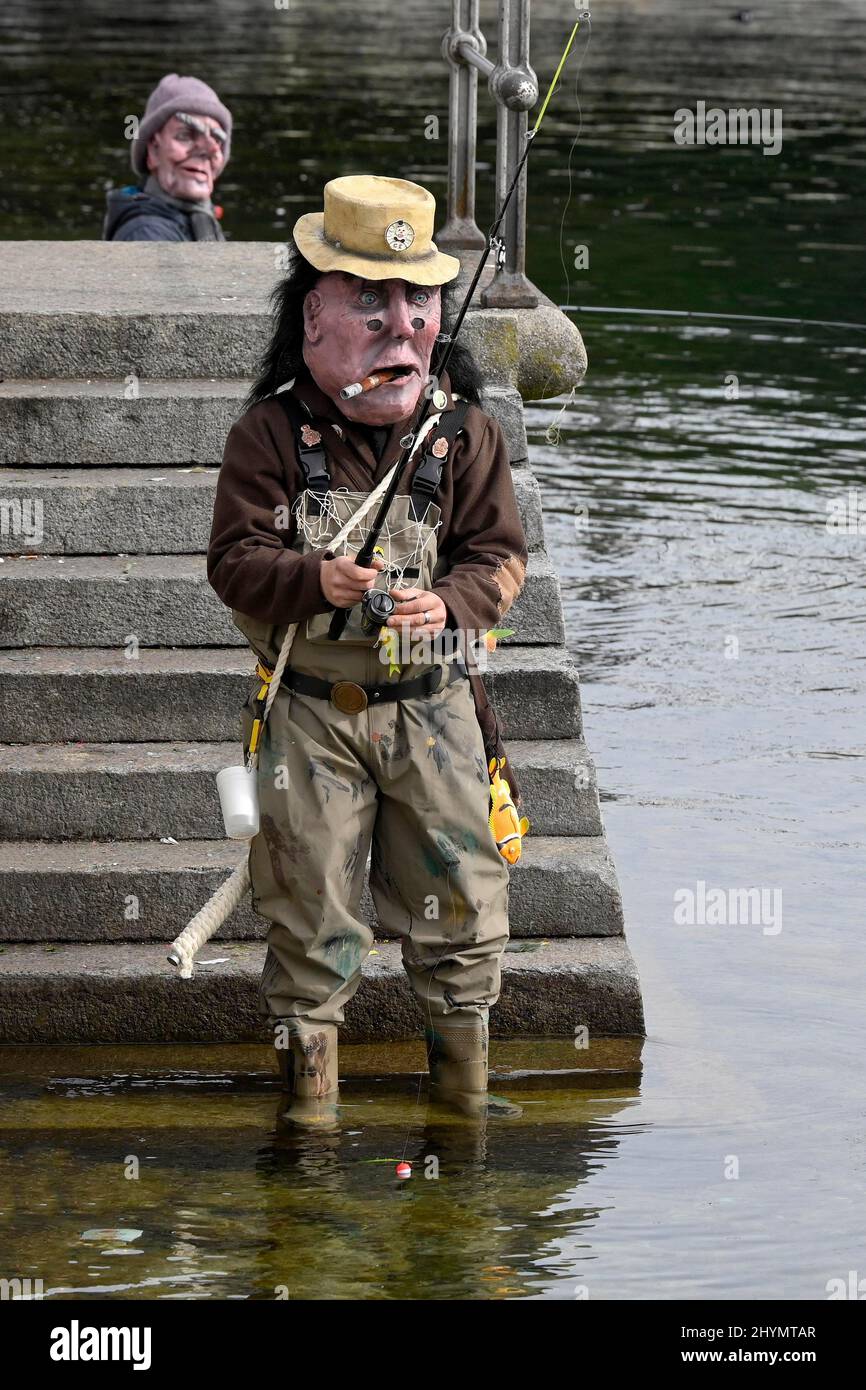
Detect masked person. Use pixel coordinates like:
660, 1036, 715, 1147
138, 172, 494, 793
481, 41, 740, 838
207, 176, 529, 1119
103, 73, 231, 242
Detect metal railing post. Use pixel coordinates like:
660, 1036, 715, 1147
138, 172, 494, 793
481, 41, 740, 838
483, 0, 538, 307
439, 1, 487, 252
439, 0, 539, 307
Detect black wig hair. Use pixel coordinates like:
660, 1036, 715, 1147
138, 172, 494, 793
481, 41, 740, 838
243, 248, 484, 410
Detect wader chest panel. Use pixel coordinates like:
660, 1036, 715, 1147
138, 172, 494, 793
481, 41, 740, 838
276, 387, 467, 648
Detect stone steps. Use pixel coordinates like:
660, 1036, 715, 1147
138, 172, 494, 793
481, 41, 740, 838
0, 242, 528, 392
0, 239, 642, 1043
0, 834, 622, 943
0, 380, 246, 466
0, 550, 563, 648
0, 938, 645, 1043
0, 378, 528, 468
0, 736, 601, 841
0, 643, 581, 743
0, 243, 275, 381
0, 464, 544, 553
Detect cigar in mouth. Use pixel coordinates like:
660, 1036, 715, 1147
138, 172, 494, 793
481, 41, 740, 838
340, 367, 410, 399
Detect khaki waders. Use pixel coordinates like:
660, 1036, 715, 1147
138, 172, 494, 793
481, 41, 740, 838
234, 484, 512, 1104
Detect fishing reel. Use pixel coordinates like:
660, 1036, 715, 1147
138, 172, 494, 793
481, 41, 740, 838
359, 587, 396, 635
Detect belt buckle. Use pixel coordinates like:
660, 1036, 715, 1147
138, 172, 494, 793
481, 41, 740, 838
330, 680, 368, 714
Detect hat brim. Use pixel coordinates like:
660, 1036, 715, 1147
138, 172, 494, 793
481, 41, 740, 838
293, 212, 461, 286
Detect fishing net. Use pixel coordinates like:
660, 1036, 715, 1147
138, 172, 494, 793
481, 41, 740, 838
291, 488, 441, 589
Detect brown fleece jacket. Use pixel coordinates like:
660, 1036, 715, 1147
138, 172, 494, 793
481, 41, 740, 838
207, 366, 529, 802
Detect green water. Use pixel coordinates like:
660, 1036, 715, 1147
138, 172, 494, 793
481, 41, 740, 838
0, 0, 864, 1300
0, 1040, 645, 1301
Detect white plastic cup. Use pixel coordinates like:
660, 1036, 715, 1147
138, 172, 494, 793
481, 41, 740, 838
216, 765, 260, 840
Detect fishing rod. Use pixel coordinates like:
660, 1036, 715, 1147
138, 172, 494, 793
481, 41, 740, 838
326, 17, 584, 641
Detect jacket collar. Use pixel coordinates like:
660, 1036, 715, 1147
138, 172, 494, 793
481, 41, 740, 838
289, 366, 456, 487
143, 172, 217, 217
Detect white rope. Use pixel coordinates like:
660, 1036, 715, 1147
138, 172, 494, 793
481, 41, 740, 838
168, 414, 442, 977
167, 858, 251, 979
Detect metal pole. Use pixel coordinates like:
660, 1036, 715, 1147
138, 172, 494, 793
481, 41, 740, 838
439, 0, 486, 253
482, 0, 538, 307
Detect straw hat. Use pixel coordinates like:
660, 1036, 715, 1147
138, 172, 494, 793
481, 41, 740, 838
293, 175, 461, 286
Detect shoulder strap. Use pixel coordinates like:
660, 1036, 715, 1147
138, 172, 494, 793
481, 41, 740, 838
276, 389, 471, 524
275, 390, 331, 516
409, 399, 472, 523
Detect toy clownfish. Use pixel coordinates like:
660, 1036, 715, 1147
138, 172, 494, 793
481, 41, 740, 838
488, 756, 530, 865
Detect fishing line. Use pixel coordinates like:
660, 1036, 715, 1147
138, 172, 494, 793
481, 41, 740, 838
555, 13, 592, 369
543, 9, 592, 438
383, 18, 594, 1169
542, 302, 866, 443
558, 304, 866, 333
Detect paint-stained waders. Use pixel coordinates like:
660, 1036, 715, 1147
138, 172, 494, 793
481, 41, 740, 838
232, 408, 512, 1079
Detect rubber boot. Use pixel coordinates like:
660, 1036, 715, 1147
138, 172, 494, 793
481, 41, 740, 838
426, 1015, 522, 1119
427, 1015, 489, 1118
292, 1023, 339, 1099
274, 1022, 340, 1130
273, 1021, 338, 1095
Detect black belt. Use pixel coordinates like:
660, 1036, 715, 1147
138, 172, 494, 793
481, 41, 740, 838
258, 654, 468, 716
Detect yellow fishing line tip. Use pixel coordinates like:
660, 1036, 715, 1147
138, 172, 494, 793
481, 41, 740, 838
532, 20, 581, 135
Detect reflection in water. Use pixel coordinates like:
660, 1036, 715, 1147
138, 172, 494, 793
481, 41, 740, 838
0, 1042, 643, 1301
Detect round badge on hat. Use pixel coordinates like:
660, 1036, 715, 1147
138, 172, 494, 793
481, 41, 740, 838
385, 219, 415, 252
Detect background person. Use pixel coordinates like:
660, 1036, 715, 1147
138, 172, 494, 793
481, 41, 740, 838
102, 72, 232, 241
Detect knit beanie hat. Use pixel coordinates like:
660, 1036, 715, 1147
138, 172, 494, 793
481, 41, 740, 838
131, 73, 233, 177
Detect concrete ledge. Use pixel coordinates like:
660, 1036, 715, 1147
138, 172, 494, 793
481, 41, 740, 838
0, 832, 617, 943
0, 737, 601, 840
0, 463, 544, 554
513, 464, 545, 550
0, 244, 587, 402
0, 551, 563, 648
0, 938, 645, 1042
0, 243, 273, 380
0, 380, 246, 467
0, 466, 222, 552
478, 384, 528, 462
0, 379, 530, 468
0, 1035, 645, 1084
0, 642, 581, 744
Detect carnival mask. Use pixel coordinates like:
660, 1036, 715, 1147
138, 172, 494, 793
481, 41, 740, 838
146, 112, 226, 200
302, 271, 442, 426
